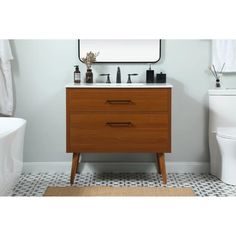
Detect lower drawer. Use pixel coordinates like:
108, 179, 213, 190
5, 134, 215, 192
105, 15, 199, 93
67, 113, 171, 152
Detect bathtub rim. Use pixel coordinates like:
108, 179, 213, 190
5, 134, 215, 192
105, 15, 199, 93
0, 117, 27, 138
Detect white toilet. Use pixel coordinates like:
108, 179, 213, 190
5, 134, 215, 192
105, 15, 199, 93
216, 128, 236, 185
209, 89, 236, 185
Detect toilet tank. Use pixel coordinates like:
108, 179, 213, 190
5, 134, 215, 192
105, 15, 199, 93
209, 89, 236, 131
208, 89, 236, 177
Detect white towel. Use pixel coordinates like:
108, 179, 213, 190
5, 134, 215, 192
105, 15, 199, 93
0, 40, 14, 116
212, 40, 236, 72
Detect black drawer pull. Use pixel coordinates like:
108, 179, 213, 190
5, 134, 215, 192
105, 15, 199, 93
106, 100, 132, 104
106, 122, 133, 127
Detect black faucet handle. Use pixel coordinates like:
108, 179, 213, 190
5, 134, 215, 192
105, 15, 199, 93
127, 73, 138, 83
100, 74, 111, 83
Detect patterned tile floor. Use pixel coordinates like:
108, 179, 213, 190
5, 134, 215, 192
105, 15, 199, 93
11, 172, 236, 197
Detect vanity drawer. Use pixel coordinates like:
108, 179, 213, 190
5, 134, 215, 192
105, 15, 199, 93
67, 113, 171, 152
67, 88, 171, 112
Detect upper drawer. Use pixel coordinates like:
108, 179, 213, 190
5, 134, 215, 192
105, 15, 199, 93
67, 88, 171, 112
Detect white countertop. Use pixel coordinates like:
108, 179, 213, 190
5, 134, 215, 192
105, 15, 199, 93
66, 83, 173, 88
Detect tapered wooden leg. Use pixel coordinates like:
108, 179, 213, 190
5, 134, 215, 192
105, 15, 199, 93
157, 153, 167, 184
155, 153, 161, 174
70, 153, 80, 185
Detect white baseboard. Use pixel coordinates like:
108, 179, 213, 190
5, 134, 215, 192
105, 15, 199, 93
23, 161, 210, 174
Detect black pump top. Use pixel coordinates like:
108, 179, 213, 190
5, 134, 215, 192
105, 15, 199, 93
74, 65, 79, 71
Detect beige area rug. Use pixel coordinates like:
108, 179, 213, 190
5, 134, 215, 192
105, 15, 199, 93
44, 186, 195, 196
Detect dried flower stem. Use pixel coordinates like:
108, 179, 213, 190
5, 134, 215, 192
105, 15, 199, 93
209, 63, 225, 80
81, 51, 100, 69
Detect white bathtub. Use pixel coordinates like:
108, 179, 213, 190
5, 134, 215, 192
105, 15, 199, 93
0, 117, 26, 196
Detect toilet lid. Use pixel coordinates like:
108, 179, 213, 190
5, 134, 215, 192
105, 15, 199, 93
217, 127, 236, 139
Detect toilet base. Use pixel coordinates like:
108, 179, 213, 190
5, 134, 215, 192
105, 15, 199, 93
217, 135, 236, 186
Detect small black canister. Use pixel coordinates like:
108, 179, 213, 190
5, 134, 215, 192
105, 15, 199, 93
156, 72, 166, 83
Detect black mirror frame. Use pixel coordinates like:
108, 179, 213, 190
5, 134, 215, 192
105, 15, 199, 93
78, 39, 161, 64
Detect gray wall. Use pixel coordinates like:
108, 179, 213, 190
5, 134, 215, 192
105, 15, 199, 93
11, 40, 236, 164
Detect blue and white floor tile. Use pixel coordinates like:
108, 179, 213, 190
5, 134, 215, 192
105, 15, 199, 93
11, 173, 236, 197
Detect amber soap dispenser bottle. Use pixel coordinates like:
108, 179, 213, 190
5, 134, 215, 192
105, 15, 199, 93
74, 65, 81, 83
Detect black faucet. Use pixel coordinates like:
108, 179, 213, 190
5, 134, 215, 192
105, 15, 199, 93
100, 74, 111, 83
116, 67, 121, 83
127, 73, 138, 83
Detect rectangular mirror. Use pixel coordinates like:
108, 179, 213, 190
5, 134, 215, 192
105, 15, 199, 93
78, 39, 161, 63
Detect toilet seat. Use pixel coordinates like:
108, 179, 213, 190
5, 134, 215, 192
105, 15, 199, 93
217, 127, 236, 140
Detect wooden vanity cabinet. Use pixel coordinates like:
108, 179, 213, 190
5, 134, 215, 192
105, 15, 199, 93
66, 87, 171, 185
